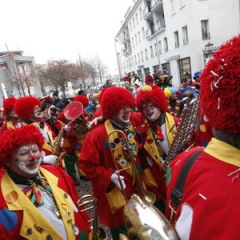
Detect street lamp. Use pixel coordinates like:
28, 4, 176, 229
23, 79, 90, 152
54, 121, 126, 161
203, 42, 214, 54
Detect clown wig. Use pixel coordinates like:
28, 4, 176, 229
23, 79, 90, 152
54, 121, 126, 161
14, 96, 41, 121
200, 35, 240, 135
3, 97, 17, 116
101, 87, 134, 119
73, 95, 89, 108
0, 125, 44, 167
136, 85, 168, 112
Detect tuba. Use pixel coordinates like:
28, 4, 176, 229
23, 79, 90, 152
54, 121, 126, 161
108, 130, 179, 240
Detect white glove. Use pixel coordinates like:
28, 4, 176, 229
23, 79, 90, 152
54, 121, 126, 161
43, 155, 58, 165
111, 173, 126, 190
87, 116, 103, 129
64, 125, 71, 132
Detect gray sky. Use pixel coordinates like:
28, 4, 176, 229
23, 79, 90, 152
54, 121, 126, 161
0, 0, 133, 74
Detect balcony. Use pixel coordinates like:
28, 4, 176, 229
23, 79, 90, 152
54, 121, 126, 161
202, 32, 211, 40
183, 38, 189, 44
154, 20, 166, 33
151, 0, 163, 11
144, 5, 153, 20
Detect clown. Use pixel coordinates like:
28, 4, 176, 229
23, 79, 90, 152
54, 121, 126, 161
57, 95, 90, 185
130, 85, 179, 211
80, 87, 141, 239
0, 125, 91, 239
14, 96, 57, 165
166, 35, 240, 239
1, 97, 21, 134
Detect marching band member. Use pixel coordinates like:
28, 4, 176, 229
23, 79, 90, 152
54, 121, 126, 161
14, 96, 58, 165
0, 124, 91, 239
130, 85, 179, 212
80, 87, 140, 239
166, 35, 240, 239
1, 97, 21, 133
58, 95, 90, 185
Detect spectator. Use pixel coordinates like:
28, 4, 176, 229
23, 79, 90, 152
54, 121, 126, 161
52, 91, 61, 107
144, 72, 154, 85
178, 76, 193, 100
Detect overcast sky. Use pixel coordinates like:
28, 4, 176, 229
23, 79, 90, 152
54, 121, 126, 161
0, 0, 133, 74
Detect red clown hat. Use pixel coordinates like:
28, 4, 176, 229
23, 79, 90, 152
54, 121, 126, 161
200, 35, 240, 134
14, 96, 41, 121
136, 85, 168, 113
0, 125, 44, 167
101, 87, 134, 119
3, 97, 17, 115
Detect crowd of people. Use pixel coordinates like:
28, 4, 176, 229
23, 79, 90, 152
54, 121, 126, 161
0, 34, 239, 239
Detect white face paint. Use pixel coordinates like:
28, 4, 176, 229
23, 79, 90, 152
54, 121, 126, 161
112, 106, 132, 125
8, 144, 42, 177
142, 103, 161, 122
31, 105, 42, 121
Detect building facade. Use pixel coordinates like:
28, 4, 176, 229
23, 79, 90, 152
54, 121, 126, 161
0, 51, 42, 106
115, 0, 240, 86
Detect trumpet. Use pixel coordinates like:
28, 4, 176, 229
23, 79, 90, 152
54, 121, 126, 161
108, 130, 179, 240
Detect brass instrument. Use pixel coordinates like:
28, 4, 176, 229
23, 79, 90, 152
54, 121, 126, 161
52, 126, 67, 167
108, 130, 179, 240
74, 115, 89, 140
53, 101, 84, 167
108, 129, 156, 205
165, 98, 201, 166
77, 194, 111, 240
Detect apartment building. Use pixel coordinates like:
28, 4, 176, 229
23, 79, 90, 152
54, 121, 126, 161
115, 0, 240, 86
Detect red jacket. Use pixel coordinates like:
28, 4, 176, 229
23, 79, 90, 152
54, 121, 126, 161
0, 165, 91, 239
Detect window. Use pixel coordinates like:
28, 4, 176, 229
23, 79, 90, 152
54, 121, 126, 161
201, 20, 210, 39
182, 25, 189, 44
133, 17, 135, 28
139, 8, 142, 20
178, 57, 191, 80
164, 37, 168, 52
141, 51, 143, 62
174, 31, 180, 48
154, 43, 158, 56
136, 13, 138, 24
138, 31, 141, 43
138, 53, 140, 64
145, 49, 148, 60
158, 40, 162, 54
142, 27, 145, 39
132, 37, 134, 47
150, 46, 154, 58
135, 34, 138, 45
134, 55, 137, 65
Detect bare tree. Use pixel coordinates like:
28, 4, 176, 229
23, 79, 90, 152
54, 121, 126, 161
38, 59, 84, 98
95, 55, 108, 83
